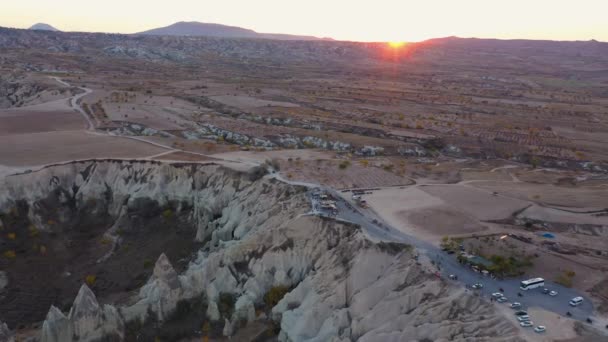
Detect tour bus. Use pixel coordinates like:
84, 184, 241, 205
569, 297, 584, 306
520, 277, 545, 290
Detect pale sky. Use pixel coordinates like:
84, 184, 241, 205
2, 0, 607, 42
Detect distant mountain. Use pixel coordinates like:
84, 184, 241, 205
136, 21, 328, 41
29, 23, 60, 32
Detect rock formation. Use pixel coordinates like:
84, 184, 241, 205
0, 321, 14, 342
1, 161, 524, 341
41, 285, 123, 342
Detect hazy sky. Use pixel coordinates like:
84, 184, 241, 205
2, 0, 607, 42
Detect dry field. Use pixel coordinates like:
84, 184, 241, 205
0, 131, 166, 166
0, 108, 84, 135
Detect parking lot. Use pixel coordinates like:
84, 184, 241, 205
305, 186, 598, 335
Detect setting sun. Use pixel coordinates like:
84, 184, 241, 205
388, 41, 406, 48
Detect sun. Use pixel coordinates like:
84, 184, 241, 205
388, 41, 406, 48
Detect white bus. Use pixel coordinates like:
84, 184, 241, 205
520, 277, 545, 290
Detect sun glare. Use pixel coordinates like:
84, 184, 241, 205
388, 41, 406, 48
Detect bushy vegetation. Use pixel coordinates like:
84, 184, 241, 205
264, 286, 290, 309
85, 274, 97, 286
3, 250, 16, 259
440, 236, 460, 251
247, 165, 269, 181
218, 292, 236, 319
555, 270, 576, 287
338, 160, 351, 169
377, 241, 413, 255
162, 208, 174, 219
486, 255, 532, 277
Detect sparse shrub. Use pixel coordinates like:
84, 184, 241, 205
265, 158, 281, 171
162, 209, 174, 219
248, 165, 269, 181
359, 159, 369, 167
28, 226, 39, 237
338, 160, 351, 169
218, 293, 236, 318
383, 164, 394, 171
85, 274, 97, 286
7, 232, 16, 240
3, 250, 16, 259
555, 273, 573, 287
264, 286, 290, 309
143, 259, 153, 269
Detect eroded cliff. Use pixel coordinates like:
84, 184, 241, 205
0, 161, 523, 341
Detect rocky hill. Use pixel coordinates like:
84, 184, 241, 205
29, 23, 60, 32
0, 160, 524, 341
137, 21, 325, 41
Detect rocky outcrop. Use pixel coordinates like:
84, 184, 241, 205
103, 122, 175, 138
126, 253, 183, 321
41, 285, 123, 342
2, 161, 523, 341
0, 321, 14, 342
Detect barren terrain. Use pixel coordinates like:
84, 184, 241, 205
0, 26, 607, 341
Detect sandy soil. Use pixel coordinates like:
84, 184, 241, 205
210, 148, 333, 164
519, 205, 608, 226
209, 95, 299, 108
0, 131, 165, 166
153, 151, 215, 162
0, 109, 85, 135
469, 181, 608, 209
419, 184, 530, 221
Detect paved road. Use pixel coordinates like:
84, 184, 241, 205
305, 186, 596, 325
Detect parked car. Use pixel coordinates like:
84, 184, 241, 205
517, 315, 531, 322
472, 283, 484, 289
492, 292, 503, 299
549, 290, 558, 296
511, 303, 522, 309
520, 321, 533, 327
514, 310, 528, 317
542, 288, 550, 294
497, 297, 508, 303
449, 274, 457, 280
534, 326, 546, 333
569, 297, 584, 306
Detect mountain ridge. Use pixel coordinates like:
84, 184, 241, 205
29, 23, 60, 32
136, 21, 330, 41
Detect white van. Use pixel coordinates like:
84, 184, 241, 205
569, 297, 583, 306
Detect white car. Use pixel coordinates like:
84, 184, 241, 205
549, 290, 558, 296
520, 321, 533, 327
497, 297, 508, 303
511, 302, 522, 309
517, 315, 531, 322
534, 326, 546, 333
491, 292, 503, 298
472, 283, 484, 289
569, 297, 584, 306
